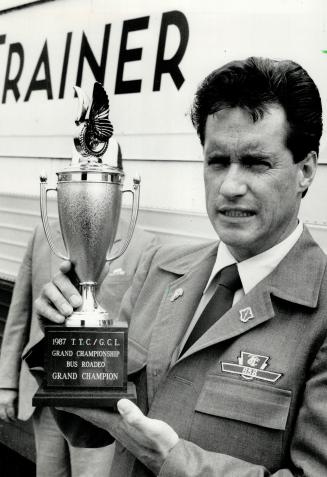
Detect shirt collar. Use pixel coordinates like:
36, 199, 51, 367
204, 221, 304, 295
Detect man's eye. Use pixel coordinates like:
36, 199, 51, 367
243, 160, 271, 171
207, 157, 229, 168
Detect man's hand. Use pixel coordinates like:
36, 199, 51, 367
34, 261, 82, 324
117, 399, 179, 474
56, 401, 179, 473
0, 389, 18, 422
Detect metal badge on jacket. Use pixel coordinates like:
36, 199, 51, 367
221, 351, 282, 383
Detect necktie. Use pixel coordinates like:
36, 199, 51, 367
181, 264, 241, 355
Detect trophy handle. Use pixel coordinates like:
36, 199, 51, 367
40, 175, 70, 260
106, 176, 141, 262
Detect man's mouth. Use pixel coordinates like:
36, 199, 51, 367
219, 208, 255, 218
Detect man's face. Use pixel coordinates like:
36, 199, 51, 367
203, 105, 307, 261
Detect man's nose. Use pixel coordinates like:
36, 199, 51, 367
219, 164, 247, 198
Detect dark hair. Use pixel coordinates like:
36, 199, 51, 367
191, 57, 323, 163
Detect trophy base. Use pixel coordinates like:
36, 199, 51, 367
65, 309, 112, 328
33, 381, 137, 409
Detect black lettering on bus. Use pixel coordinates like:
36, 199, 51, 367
2, 41, 24, 103
59, 32, 72, 99
153, 10, 189, 91
24, 40, 53, 101
115, 16, 149, 94
76, 23, 110, 87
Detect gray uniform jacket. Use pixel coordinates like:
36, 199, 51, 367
0, 221, 157, 420
52, 226, 327, 477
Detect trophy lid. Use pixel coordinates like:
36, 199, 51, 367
73, 82, 117, 161
56, 82, 124, 183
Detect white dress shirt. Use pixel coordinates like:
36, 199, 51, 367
177, 221, 304, 357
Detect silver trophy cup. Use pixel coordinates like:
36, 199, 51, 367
40, 164, 140, 327
40, 82, 140, 327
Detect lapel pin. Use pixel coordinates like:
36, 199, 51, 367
170, 288, 184, 302
239, 306, 254, 323
110, 268, 125, 276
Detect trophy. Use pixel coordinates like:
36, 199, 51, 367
33, 82, 139, 407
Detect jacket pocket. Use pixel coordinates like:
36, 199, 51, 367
195, 374, 291, 430
189, 374, 292, 470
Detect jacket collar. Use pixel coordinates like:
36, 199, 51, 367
160, 226, 325, 308
266, 226, 326, 308
159, 241, 219, 275
181, 227, 325, 361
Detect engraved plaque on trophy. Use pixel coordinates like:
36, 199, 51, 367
33, 82, 139, 407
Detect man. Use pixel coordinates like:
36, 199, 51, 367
0, 219, 157, 477
34, 57, 327, 476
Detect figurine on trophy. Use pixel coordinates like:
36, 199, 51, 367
33, 82, 139, 407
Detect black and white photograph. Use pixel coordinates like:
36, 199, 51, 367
0, 0, 326, 476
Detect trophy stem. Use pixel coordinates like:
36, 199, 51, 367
65, 282, 112, 328
79, 282, 99, 312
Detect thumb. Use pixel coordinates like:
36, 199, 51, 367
117, 399, 144, 426
117, 399, 159, 435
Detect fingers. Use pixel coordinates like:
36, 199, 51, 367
0, 391, 17, 422
53, 270, 81, 307
5, 403, 17, 422
35, 263, 82, 324
0, 404, 9, 422
0, 411, 11, 423
35, 294, 66, 324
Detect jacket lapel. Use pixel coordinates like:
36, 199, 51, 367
145, 243, 218, 380
178, 282, 274, 361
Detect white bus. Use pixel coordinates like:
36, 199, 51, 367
1, 0, 327, 283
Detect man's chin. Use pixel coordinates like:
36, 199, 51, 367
216, 232, 257, 259
216, 228, 251, 245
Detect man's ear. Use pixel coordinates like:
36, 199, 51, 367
298, 151, 318, 196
